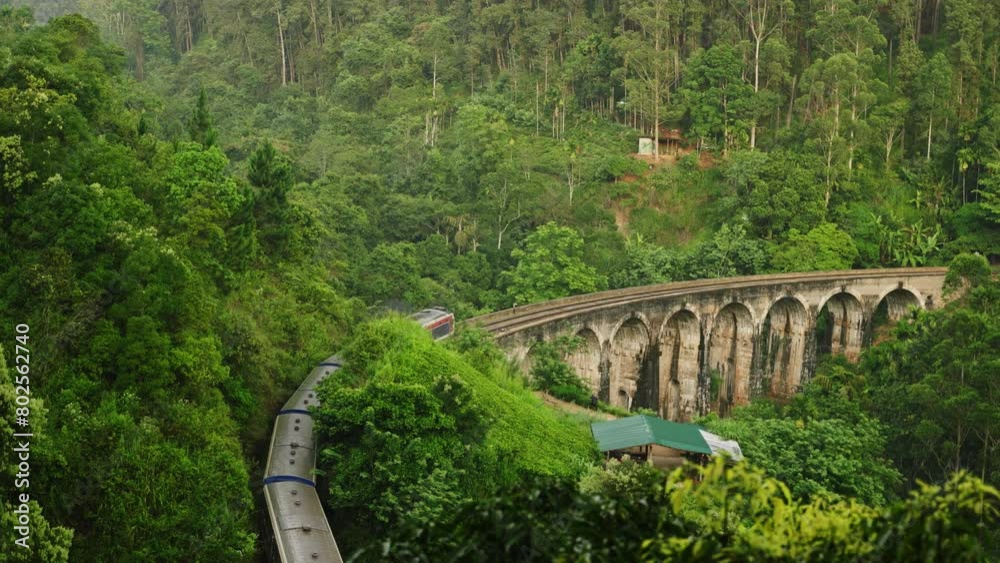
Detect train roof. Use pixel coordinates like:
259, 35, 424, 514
411, 307, 452, 326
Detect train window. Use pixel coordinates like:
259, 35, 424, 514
432, 321, 452, 339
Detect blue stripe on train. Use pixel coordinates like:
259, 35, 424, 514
278, 409, 312, 416
318, 362, 342, 367
263, 475, 316, 487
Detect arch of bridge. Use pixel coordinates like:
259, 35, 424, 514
609, 315, 653, 409
760, 296, 810, 397
872, 285, 925, 320
658, 309, 700, 422
816, 290, 866, 362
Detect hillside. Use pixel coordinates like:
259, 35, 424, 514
313, 319, 597, 543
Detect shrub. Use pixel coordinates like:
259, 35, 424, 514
550, 383, 591, 406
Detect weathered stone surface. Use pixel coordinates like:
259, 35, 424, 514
762, 297, 808, 397
659, 310, 699, 422
473, 268, 948, 421
707, 303, 754, 417
566, 329, 603, 394
610, 317, 650, 409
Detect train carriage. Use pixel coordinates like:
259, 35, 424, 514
264, 311, 454, 562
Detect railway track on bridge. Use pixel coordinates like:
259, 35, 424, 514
469, 267, 948, 336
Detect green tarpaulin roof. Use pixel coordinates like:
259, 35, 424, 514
590, 415, 713, 455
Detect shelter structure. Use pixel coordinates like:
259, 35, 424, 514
590, 415, 741, 469
636, 129, 687, 158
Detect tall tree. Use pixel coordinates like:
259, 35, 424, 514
187, 88, 217, 147
617, 0, 677, 159
503, 222, 605, 304
914, 52, 954, 160
734, 0, 787, 149
681, 45, 754, 154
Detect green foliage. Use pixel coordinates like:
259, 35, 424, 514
249, 140, 312, 261
351, 242, 427, 306
527, 336, 587, 396
187, 87, 217, 147
549, 383, 592, 406
4, 1, 1000, 560
0, 17, 355, 560
10, 0, 996, 310
700, 382, 901, 506
317, 375, 481, 526
679, 222, 770, 280
771, 223, 860, 272
681, 45, 754, 153
315, 319, 598, 539
503, 222, 606, 305
597, 402, 633, 418
609, 233, 678, 288
374, 457, 999, 562
577, 456, 665, 500
860, 270, 1000, 491
723, 150, 826, 239
943, 252, 992, 296
0, 348, 73, 561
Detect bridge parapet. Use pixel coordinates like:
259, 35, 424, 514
469, 268, 948, 420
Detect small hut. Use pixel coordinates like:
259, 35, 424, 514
637, 137, 655, 155
635, 128, 690, 161
590, 415, 742, 469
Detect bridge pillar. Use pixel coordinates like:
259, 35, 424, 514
705, 303, 755, 417
608, 316, 652, 409
658, 310, 701, 422
565, 328, 603, 396
598, 353, 611, 403
758, 297, 810, 397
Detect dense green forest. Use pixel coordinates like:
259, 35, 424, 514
4, 0, 1000, 317
0, 0, 997, 560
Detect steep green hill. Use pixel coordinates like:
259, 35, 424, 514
314, 319, 597, 541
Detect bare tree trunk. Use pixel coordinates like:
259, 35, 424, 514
277, 6, 288, 86
848, 86, 857, 174
888, 38, 893, 87
432, 55, 438, 100
133, 28, 145, 81
654, 5, 661, 162
238, 11, 255, 66
926, 115, 933, 160
309, 0, 321, 45
535, 81, 540, 136
786, 74, 797, 128
186, 3, 194, 51
885, 129, 896, 169
751, 36, 761, 149
328, 0, 340, 34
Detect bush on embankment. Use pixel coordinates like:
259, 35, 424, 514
314, 318, 598, 546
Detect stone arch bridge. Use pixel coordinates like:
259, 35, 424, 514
470, 268, 948, 422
